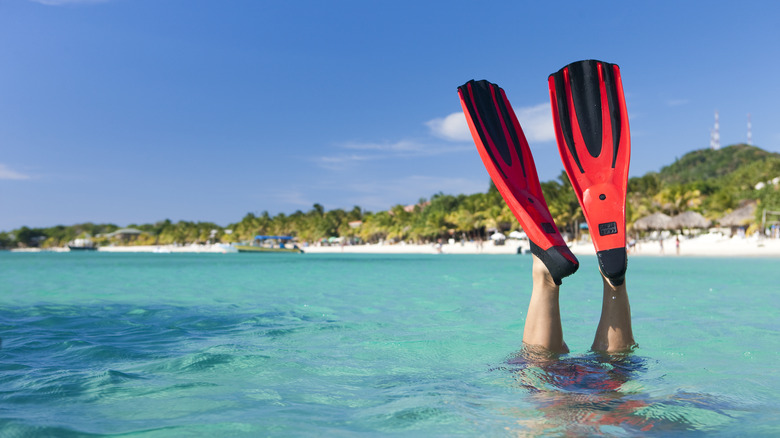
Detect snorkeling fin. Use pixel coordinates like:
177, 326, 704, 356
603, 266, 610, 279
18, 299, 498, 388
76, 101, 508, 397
458, 80, 579, 285
548, 60, 630, 286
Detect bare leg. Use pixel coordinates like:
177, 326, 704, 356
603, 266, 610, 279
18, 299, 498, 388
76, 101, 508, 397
592, 276, 635, 352
522, 255, 568, 354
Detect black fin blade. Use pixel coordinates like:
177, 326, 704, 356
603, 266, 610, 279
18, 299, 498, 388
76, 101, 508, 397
567, 60, 604, 159
550, 59, 624, 170
459, 80, 526, 179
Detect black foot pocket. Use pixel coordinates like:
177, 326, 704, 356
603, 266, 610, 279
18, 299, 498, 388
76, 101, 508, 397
597, 247, 627, 286
529, 241, 580, 285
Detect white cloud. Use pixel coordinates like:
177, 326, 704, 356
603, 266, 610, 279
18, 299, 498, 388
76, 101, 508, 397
426, 112, 471, 142
514, 103, 555, 142
0, 164, 31, 180
28, 0, 109, 5
427, 103, 555, 143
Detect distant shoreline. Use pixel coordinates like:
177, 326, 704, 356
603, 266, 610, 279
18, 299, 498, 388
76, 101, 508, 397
8, 235, 780, 257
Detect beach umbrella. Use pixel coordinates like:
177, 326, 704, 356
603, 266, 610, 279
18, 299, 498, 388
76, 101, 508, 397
509, 230, 527, 239
490, 232, 506, 241
670, 211, 711, 229
632, 212, 673, 231
718, 203, 756, 227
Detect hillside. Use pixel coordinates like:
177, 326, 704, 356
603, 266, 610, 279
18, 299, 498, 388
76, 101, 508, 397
658, 144, 780, 186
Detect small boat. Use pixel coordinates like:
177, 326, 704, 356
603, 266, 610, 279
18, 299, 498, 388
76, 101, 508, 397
68, 237, 97, 251
235, 235, 304, 254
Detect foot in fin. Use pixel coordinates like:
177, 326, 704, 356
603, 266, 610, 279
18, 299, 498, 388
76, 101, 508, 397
548, 60, 630, 286
458, 80, 579, 285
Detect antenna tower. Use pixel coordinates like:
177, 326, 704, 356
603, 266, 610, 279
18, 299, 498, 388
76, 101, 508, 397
710, 111, 720, 150
747, 113, 752, 145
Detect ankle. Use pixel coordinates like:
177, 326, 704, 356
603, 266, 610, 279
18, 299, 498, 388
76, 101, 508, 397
532, 255, 557, 286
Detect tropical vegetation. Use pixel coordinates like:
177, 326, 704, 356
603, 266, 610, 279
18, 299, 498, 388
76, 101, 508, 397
3, 144, 779, 249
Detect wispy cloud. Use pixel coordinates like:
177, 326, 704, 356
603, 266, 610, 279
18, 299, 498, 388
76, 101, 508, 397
316, 140, 471, 171
427, 102, 555, 143
0, 164, 31, 180
340, 139, 425, 152
28, 0, 109, 5
316, 154, 375, 171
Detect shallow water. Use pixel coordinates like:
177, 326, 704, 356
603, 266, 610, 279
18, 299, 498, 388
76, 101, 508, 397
1, 252, 778, 436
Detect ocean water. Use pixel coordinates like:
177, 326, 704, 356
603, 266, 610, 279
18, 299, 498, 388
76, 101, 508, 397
1, 252, 778, 437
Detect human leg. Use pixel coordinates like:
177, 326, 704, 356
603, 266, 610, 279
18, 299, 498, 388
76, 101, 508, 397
522, 255, 569, 354
592, 276, 635, 352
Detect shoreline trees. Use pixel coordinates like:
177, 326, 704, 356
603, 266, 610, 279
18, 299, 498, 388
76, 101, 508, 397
3, 144, 779, 249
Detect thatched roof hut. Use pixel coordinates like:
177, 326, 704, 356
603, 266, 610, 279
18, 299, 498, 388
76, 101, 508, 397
718, 203, 756, 227
106, 228, 143, 238
670, 211, 711, 229
633, 212, 674, 231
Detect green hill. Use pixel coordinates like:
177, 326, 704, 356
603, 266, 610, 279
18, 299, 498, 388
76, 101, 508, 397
658, 144, 780, 186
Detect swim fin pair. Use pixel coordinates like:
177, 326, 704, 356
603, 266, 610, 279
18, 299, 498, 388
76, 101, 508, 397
458, 59, 630, 286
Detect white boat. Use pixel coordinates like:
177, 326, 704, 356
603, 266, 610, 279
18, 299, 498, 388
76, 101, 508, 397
68, 237, 97, 251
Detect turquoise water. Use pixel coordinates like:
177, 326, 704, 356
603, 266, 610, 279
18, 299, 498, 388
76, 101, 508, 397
1, 252, 778, 436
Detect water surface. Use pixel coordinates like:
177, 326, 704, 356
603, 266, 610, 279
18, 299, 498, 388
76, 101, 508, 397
1, 252, 778, 436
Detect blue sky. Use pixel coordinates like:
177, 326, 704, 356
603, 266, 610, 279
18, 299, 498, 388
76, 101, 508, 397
2, 0, 779, 231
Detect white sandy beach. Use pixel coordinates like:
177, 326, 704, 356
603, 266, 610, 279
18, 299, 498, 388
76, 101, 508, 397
11, 235, 780, 257
96, 244, 238, 254
303, 235, 780, 257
